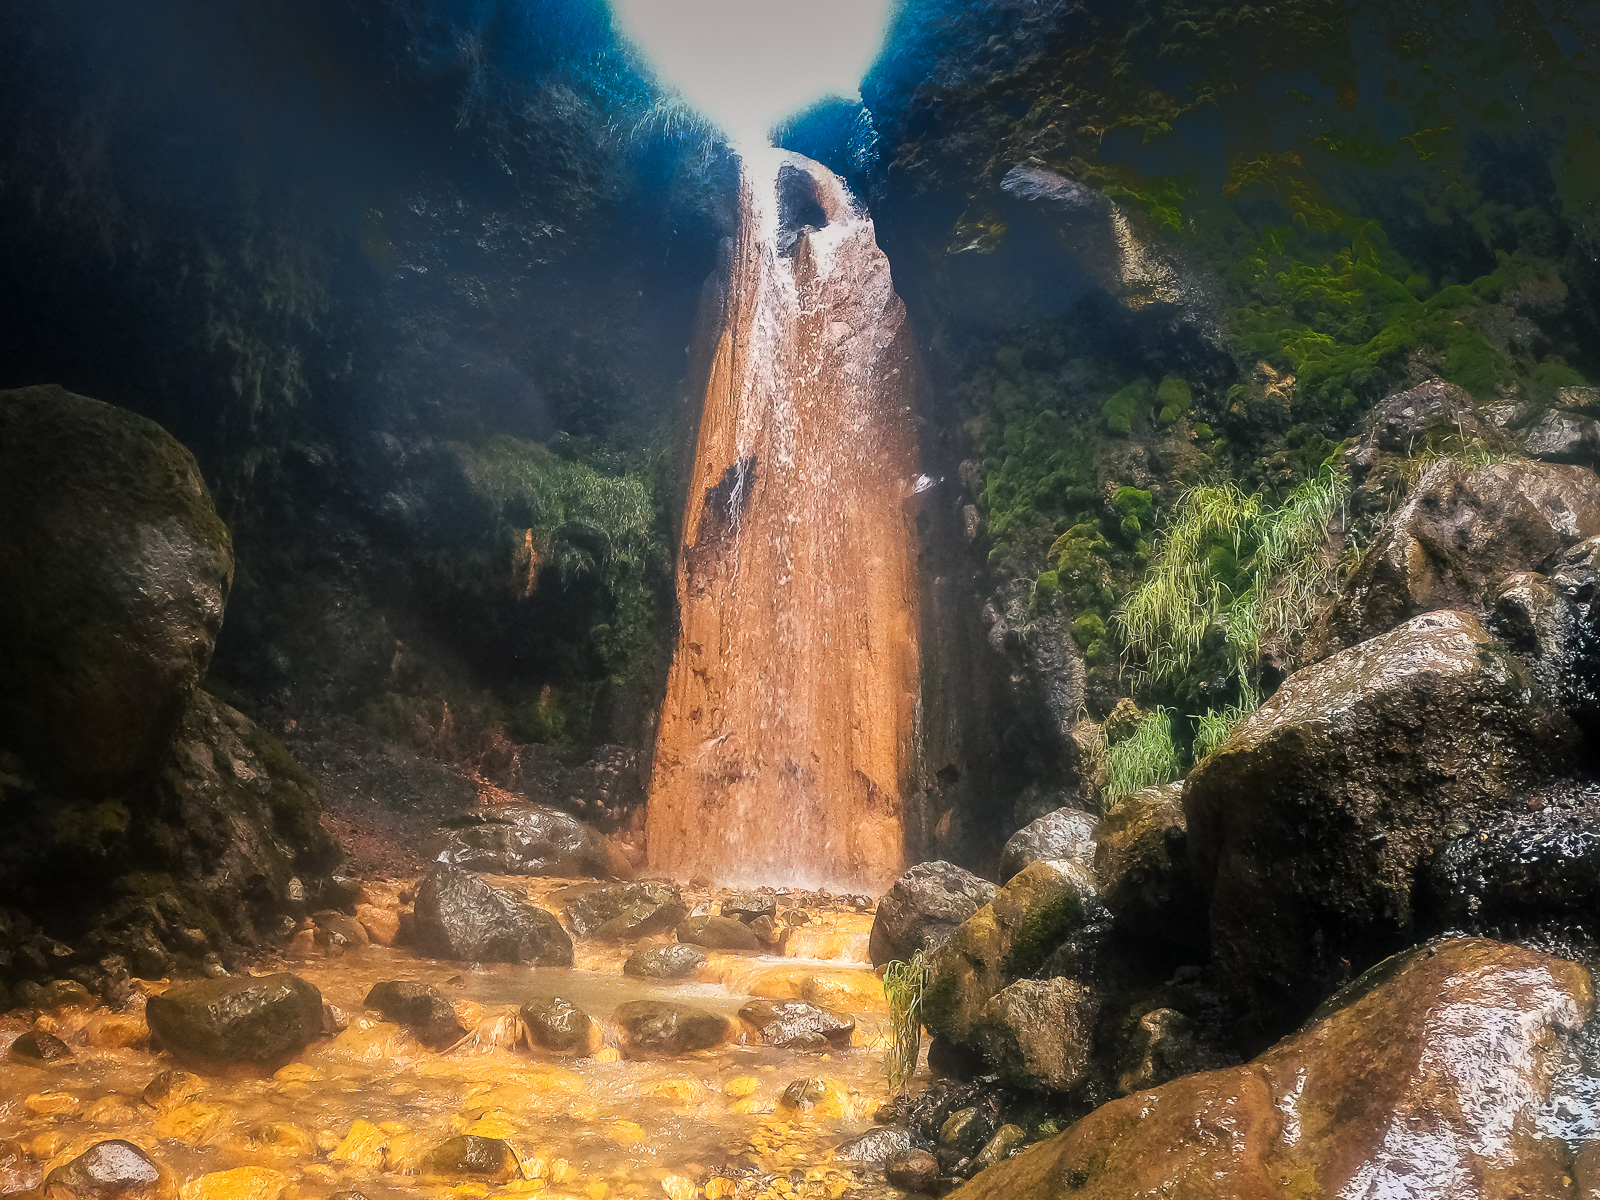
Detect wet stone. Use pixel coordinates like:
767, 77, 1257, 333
563, 882, 687, 940
886, 1149, 940, 1194
615, 1000, 729, 1055
1000, 807, 1097, 881
364, 981, 467, 1050
721, 892, 778, 922
0, 1138, 40, 1195
972, 1124, 1027, 1171
314, 911, 369, 952
426, 1135, 519, 1182
43, 1140, 162, 1200
10, 1030, 72, 1062
869, 861, 997, 967
429, 804, 610, 879
833, 1126, 915, 1164
145, 973, 324, 1069
522, 996, 592, 1054
676, 914, 763, 953
35, 979, 97, 1010
738, 998, 855, 1049
142, 1070, 202, 1110
938, 1106, 996, 1163
779, 1078, 834, 1112
623, 944, 707, 981
411, 866, 574, 966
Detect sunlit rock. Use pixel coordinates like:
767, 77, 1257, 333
42, 1140, 164, 1200
521, 996, 597, 1055
868, 861, 997, 967
429, 805, 611, 879
737, 999, 855, 1049
623, 944, 707, 981
146, 974, 324, 1070
948, 938, 1593, 1200
999, 807, 1096, 882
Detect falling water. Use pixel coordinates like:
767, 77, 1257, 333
646, 149, 922, 892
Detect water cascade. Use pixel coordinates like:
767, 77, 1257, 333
646, 150, 923, 892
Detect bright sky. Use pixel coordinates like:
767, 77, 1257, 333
609, 0, 894, 146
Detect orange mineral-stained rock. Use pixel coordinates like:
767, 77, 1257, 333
645, 150, 922, 895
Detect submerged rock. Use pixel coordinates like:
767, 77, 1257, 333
562, 881, 686, 939
737, 998, 855, 1048
614, 1000, 729, 1055
364, 981, 466, 1049
675, 914, 762, 953
999, 807, 1097, 882
410, 867, 574, 966
623, 944, 707, 981
146, 973, 323, 1068
886, 1149, 940, 1193
10, 1030, 72, 1062
1314, 458, 1600, 654
521, 996, 593, 1054
43, 1140, 162, 1200
1185, 610, 1579, 1028
947, 939, 1593, 1200
430, 804, 610, 879
0, 386, 234, 790
834, 1126, 916, 1164
869, 861, 998, 967
425, 1136, 518, 1182
923, 859, 1107, 1048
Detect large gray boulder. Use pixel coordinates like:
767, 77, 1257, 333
869, 861, 998, 967
0, 386, 234, 789
429, 805, 611, 878
1314, 458, 1600, 655
1185, 610, 1580, 1029
999, 807, 1097, 882
146, 973, 324, 1068
410, 866, 574, 965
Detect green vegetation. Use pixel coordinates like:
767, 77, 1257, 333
1101, 707, 1180, 808
1157, 376, 1193, 424
1192, 703, 1249, 762
1103, 380, 1153, 434
883, 952, 927, 1095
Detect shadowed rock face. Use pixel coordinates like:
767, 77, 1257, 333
409, 867, 574, 966
1185, 610, 1580, 1031
428, 806, 611, 879
1313, 459, 1600, 656
0, 385, 233, 789
949, 938, 1594, 1200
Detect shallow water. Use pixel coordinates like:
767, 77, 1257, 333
0, 883, 910, 1200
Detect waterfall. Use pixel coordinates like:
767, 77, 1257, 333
645, 149, 922, 892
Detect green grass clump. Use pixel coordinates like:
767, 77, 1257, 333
883, 952, 926, 1095
1102, 707, 1180, 808
1192, 703, 1251, 761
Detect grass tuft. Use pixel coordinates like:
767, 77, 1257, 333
883, 952, 926, 1095
1102, 707, 1181, 808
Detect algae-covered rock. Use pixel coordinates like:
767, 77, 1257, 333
975, 977, 1094, 1094
146, 973, 324, 1068
410, 867, 574, 966
364, 981, 467, 1049
0, 386, 234, 789
1091, 781, 1200, 950
429, 805, 611, 879
947, 938, 1593, 1200
1185, 610, 1579, 1029
1314, 459, 1600, 654
922, 859, 1107, 1047
999, 807, 1096, 882
869, 861, 998, 967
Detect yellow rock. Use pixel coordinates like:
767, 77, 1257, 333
355, 903, 401, 946
729, 1098, 770, 1116
329, 1119, 388, 1168
704, 1180, 737, 1199
800, 973, 884, 1015
567, 1101, 599, 1121
28, 1131, 68, 1159
584, 1184, 609, 1200
648, 1079, 703, 1105
591, 1047, 620, 1064
457, 1115, 518, 1141
660, 1177, 696, 1200
180, 1166, 291, 1200
251, 1124, 316, 1158
272, 1063, 322, 1084
321, 1020, 411, 1067
607, 1121, 647, 1147
454, 1000, 485, 1028
85, 1096, 132, 1125
24, 1093, 81, 1118
723, 1077, 760, 1097
549, 1161, 578, 1185
384, 1131, 434, 1174
83, 1012, 148, 1049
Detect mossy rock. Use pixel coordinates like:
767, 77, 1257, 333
0, 386, 233, 788
1156, 376, 1192, 424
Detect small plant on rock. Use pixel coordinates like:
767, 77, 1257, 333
883, 952, 926, 1095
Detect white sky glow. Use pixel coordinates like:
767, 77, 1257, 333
610, 0, 893, 147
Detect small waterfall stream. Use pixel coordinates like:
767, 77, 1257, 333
646, 150, 923, 892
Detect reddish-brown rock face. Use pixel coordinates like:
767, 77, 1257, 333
645, 151, 922, 891
949, 938, 1595, 1200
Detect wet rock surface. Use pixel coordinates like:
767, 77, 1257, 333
520, 995, 593, 1054
1185, 610, 1580, 1029
10, 1029, 72, 1062
363, 980, 466, 1049
425, 1135, 518, 1182
869, 861, 998, 967
948, 938, 1594, 1199
737, 999, 855, 1049
998, 807, 1096, 882
674, 914, 762, 953
43, 1140, 162, 1200
622, 944, 707, 980
1315, 458, 1600, 654
974, 977, 1094, 1094
409, 867, 574, 966
1091, 781, 1198, 952
614, 1000, 729, 1055
145, 973, 324, 1068
429, 805, 611, 879
562, 881, 686, 939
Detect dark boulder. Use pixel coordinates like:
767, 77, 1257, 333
410, 867, 574, 965
886, 1149, 941, 1193
42, 1140, 162, 1200
10, 1030, 72, 1062
869, 861, 998, 967
974, 977, 1095, 1094
146, 973, 324, 1068
429, 804, 610, 879
947, 939, 1593, 1200
0, 386, 234, 790
425, 1136, 518, 1182
675, 914, 763, 953
623, 944, 707, 981
737, 998, 855, 1048
721, 892, 778, 922
562, 882, 686, 939
614, 1000, 729, 1055
364, 981, 467, 1049
1313, 458, 1600, 655
521, 996, 593, 1054
1091, 782, 1202, 952
1185, 610, 1579, 1029
999, 807, 1097, 882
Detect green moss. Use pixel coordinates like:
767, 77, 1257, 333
1072, 613, 1106, 649
1034, 570, 1061, 602
1156, 376, 1193, 424
1103, 380, 1153, 435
